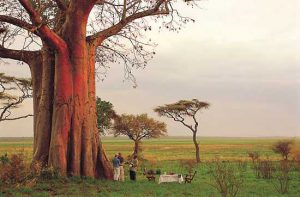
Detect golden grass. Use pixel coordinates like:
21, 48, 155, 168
1, 137, 298, 162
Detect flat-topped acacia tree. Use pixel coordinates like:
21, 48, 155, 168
0, 0, 197, 178
154, 99, 209, 163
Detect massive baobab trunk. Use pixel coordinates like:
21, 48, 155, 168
27, 3, 113, 178
30, 44, 112, 178
0, 0, 184, 179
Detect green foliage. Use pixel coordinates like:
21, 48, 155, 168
0, 153, 9, 164
154, 99, 209, 119
96, 97, 116, 134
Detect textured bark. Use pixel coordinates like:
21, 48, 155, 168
192, 132, 200, 163
28, 17, 113, 179
134, 140, 140, 156
32, 46, 54, 165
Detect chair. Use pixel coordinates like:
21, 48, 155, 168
184, 171, 197, 183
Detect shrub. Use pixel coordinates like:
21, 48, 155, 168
0, 153, 27, 185
253, 159, 274, 179
272, 161, 292, 194
247, 151, 260, 163
0, 153, 9, 165
272, 140, 294, 161
29, 161, 59, 180
208, 160, 245, 197
156, 169, 161, 175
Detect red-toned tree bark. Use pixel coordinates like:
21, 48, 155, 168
0, 0, 197, 178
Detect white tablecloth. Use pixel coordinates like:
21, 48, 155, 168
158, 174, 184, 184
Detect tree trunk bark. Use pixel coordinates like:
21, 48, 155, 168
29, 22, 113, 179
192, 132, 200, 163
31, 46, 54, 165
133, 140, 140, 156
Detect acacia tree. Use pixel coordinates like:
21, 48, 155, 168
96, 97, 116, 134
0, 0, 197, 178
272, 140, 294, 161
113, 114, 167, 156
0, 73, 33, 122
154, 99, 209, 163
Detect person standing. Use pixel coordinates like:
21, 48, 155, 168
129, 155, 138, 181
112, 154, 120, 181
118, 152, 125, 181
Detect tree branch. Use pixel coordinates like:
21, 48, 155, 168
18, 0, 68, 52
0, 114, 33, 122
0, 45, 40, 64
87, 0, 168, 46
0, 15, 39, 36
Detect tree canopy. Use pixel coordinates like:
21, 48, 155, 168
0, 0, 196, 80
154, 99, 209, 162
113, 113, 167, 155
154, 99, 209, 132
96, 97, 116, 134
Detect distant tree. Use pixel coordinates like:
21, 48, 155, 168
0, 73, 32, 122
247, 151, 260, 163
96, 97, 116, 134
272, 140, 294, 161
154, 99, 209, 163
113, 114, 167, 155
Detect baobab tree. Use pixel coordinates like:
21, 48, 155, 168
0, 0, 197, 178
113, 114, 167, 156
0, 73, 32, 122
154, 99, 209, 162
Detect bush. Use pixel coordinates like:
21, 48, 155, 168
0, 153, 27, 185
208, 160, 245, 197
272, 140, 294, 161
272, 161, 292, 194
253, 159, 274, 179
30, 161, 60, 180
247, 151, 260, 163
0, 153, 9, 165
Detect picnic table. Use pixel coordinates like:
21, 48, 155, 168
158, 174, 184, 184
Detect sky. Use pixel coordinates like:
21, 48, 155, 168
0, 0, 299, 137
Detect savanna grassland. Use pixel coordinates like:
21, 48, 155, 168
0, 137, 300, 197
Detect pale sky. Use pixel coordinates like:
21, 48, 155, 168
0, 0, 299, 137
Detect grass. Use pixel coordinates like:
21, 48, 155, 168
0, 137, 300, 196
